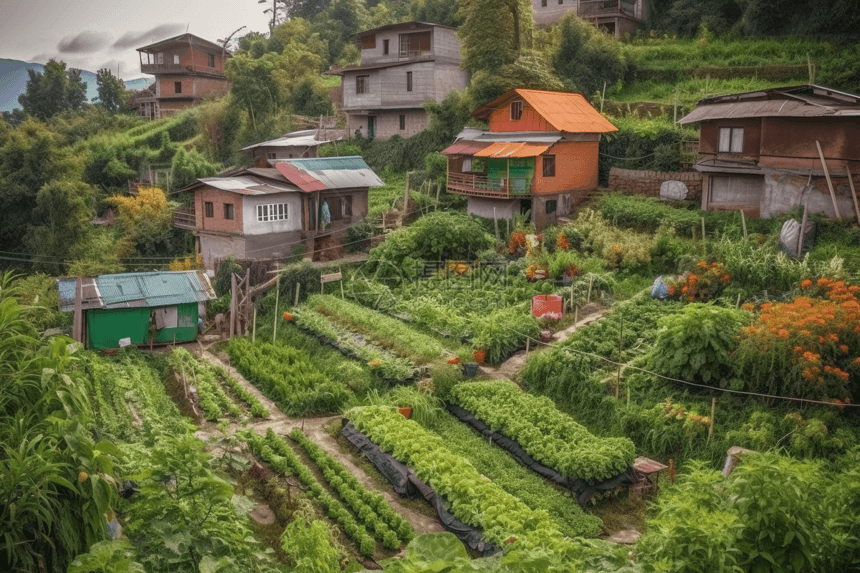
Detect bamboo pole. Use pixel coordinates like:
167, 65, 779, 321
708, 397, 716, 440
272, 273, 280, 344
797, 195, 810, 256
295, 282, 301, 307
740, 209, 748, 242
230, 273, 237, 338
847, 165, 860, 225
435, 182, 441, 212
615, 313, 624, 399
525, 337, 530, 356
573, 305, 578, 333
340, 267, 345, 299
586, 275, 593, 304
701, 217, 705, 240
815, 140, 842, 220
252, 308, 257, 343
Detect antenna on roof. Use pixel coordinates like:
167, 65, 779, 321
186, 23, 190, 33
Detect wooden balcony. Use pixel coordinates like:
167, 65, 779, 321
579, 0, 638, 19
140, 63, 225, 76
173, 206, 197, 230
447, 173, 534, 198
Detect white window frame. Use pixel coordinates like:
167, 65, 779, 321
719, 127, 744, 153
256, 203, 288, 222
157, 52, 164, 64
173, 54, 180, 65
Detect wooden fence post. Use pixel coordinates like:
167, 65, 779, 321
252, 308, 257, 343
701, 217, 705, 240
708, 397, 716, 440
846, 165, 860, 224
740, 209, 748, 242
294, 282, 301, 307
230, 273, 237, 338
816, 140, 841, 220
272, 273, 280, 344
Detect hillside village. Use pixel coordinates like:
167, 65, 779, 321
1, 0, 860, 572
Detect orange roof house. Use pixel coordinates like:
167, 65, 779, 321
443, 89, 616, 229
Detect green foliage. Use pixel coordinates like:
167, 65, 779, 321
457, 0, 534, 73
469, 51, 564, 106
345, 218, 374, 253
647, 304, 747, 385
18, 60, 88, 120
281, 517, 340, 573
554, 14, 627, 98
451, 381, 636, 481
421, 409, 602, 538
8, 272, 69, 331
244, 429, 376, 556
67, 540, 144, 573
366, 211, 493, 278
292, 428, 414, 546
168, 348, 242, 421
277, 260, 321, 302
227, 337, 354, 415
598, 123, 682, 186
26, 179, 93, 275
95, 69, 129, 114
214, 256, 243, 298
210, 364, 271, 418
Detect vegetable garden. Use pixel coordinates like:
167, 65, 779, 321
3, 189, 860, 572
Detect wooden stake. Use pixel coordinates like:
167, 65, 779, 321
708, 397, 716, 440
73, 277, 83, 344
626, 386, 630, 408
400, 172, 411, 226
846, 165, 860, 225
573, 306, 579, 332
816, 140, 842, 220
740, 209, 748, 242
252, 308, 257, 343
294, 282, 301, 307
701, 217, 705, 240
435, 182, 441, 212
797, 194, 810, 256
525, 337, 530, 356
272, 272, 280, 344
340, 267, 345, 299
615, 313, 624, 399
586, 275, 593, 304
230, 273, 237, 338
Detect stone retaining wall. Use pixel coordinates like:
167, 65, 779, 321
608, 167, 703, 201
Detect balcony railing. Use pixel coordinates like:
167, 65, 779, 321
173, 206, 197, 230
140, 63, 224, 76
447, 173, 534, 197
579, 0, 637, 19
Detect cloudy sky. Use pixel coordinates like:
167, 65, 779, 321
1, 0, 272, 79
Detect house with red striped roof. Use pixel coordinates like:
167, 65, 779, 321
172, 157, 383, 272
443, 89, 616, 229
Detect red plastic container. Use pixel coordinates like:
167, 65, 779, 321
532, 294, 563, 318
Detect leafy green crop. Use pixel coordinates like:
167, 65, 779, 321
291, 429, 413, 547
168, 348, 242, 421
350, 406, 578, 555
244, 430, 376, 556
227, 338, 353, 416
450, 381, 635, 482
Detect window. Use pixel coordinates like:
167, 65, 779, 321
542, 155, 556, 177
361, 35, 376, 49
511, 100, 523, 121
383, 39, 389, 55
204, 202, 214, 218
462, 157, 472, 172
546, 200, 557, 214
173, 54, 180, 65
406, 71, 413, 92
399, 114, 406, 130
718, 127, 744, 153
224, 203, 234, 220
541, 0, 547, 6
399, 32, 431, 57
356, 75, 369, 94
256, 203, 288, 222
208, 53, 215, 67
266, 152, 276, 160
158, 52, 163, 64
175, 81, 182, 94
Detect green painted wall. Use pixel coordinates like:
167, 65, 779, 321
488, 158, 535, 194
86, 303, 199, 350
87, 308, 150, 350
154, 303, 198, 344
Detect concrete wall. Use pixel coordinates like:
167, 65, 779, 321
251, 145, 316, 161
433, 63, 470, 101
608, 167, 703, 201
200, 233, 246, 273
349, 109, 428, 140
360, 24, 461, 65
761, 172, 859, 219
534, 141, 601, 194
242, 193, 304, 236
343, 61, 442, 110
195, 187, 244, 233
532, 0, 578, 26
467, 197, 519, 220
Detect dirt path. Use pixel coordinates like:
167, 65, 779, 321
481, 303, 606, 380
196, 350, 444, 536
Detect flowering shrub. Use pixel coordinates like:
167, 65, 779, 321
666, 261, 731, 302
509, 232, 527, 255
659, 399, 711, 437
572, 209, 655, 269
556, 233, 571, 251
734, 278, 860, 401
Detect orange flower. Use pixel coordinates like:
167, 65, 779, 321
721, 274, 731, 283
777, 329, 790, 338
741, 304, 754, 311
283, 312, 293, 321
817, 278, 830, 287
801, 279, 813, 289
839, 345, 849, 354
697, 260, 708, 269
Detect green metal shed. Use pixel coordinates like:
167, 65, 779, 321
58, 271, 216, 350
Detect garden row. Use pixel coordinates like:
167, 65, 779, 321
167, 347, 269, 421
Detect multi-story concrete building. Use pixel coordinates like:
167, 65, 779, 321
327, 22, 469, 141
135, 33, 230, 118
531, 0, 649, 37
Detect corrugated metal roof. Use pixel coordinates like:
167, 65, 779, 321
241, 129, 348, 152
441, 141, 492, 155
473, 142, 551, 158
57, 271, 216, 312
679, 99, 858, 124
56, 278, 104, 312
197, 175, 301, 196
472, 89, 617, 134
455, 128, 564, 143
272, 156, 385, 191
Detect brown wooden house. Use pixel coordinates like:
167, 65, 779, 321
136, 33, 231, 119
531, 0, 650, 37
443, 89, 616, 229
679, 85, 860, 219
172, 157, 383, 273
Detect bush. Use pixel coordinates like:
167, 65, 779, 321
277, 260, 321, 303
213, 256, 243, 297
345, 218, 374, 253
648, 303, 747, 386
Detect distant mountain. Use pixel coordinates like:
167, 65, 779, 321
0, 59, 153, 113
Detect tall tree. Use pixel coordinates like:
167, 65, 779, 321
553, 13, 627, 99
96, 68, 128, 113
456, 0, 534, 73
18, 60, 88, 120
26, 179, 93, 274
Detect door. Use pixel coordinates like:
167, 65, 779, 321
368, 116, 376, 139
